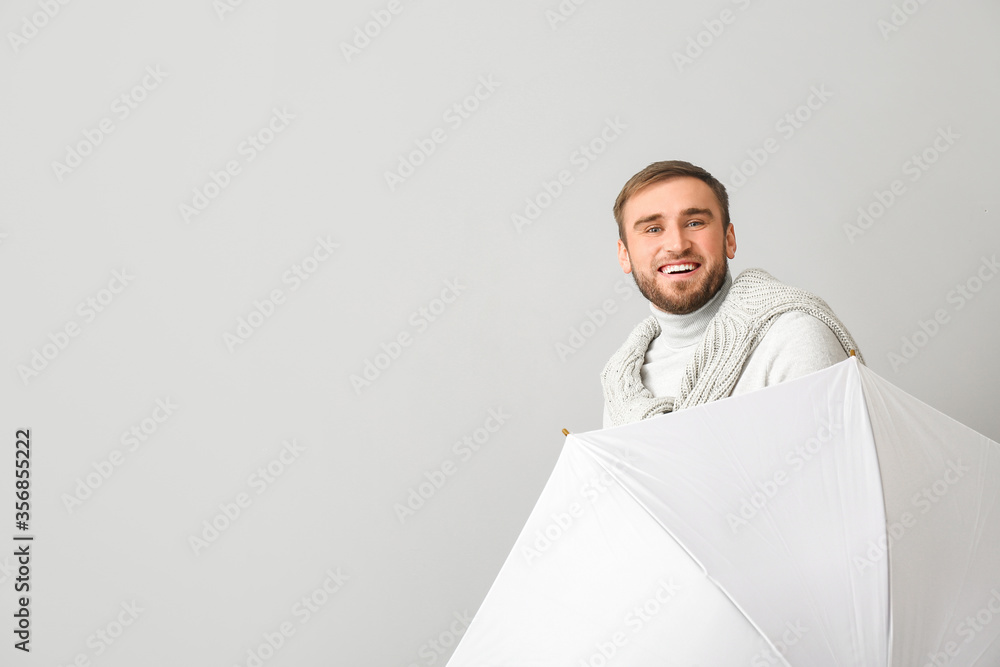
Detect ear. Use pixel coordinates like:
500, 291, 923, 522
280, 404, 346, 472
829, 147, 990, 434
725, 223, 736, 259
617, 239, 632, 274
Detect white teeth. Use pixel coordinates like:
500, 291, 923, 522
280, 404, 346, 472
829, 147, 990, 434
662, 263, 697, 274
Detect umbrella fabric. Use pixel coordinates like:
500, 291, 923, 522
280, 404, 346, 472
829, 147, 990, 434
859, 366, 1000, 666
446, 358, 1000, 667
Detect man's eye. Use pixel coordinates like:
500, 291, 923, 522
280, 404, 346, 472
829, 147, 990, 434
646, 226, 661, 233
687, 220, 705, 227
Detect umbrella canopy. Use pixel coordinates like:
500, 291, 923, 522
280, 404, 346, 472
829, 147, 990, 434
445, 358, 1000, 666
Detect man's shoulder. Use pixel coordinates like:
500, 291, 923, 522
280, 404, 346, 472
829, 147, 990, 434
725, 269, 859, 389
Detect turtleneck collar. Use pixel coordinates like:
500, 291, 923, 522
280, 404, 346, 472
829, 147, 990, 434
648, 271, 732, 350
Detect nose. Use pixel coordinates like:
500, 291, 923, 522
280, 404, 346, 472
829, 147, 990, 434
660, 223, 692, 256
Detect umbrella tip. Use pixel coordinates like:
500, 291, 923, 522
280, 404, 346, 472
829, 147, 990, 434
849, 349, 857, 357
561, 428, 570, 436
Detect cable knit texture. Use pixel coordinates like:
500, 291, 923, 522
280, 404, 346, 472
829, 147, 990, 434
601, 268, 863, 427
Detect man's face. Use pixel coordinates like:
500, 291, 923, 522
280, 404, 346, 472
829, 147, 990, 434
617, 177, 736, 314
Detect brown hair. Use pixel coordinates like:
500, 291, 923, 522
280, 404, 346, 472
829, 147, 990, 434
613, 160, 730, 243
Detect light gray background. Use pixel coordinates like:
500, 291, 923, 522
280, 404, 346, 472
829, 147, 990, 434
1, 0, 998, 665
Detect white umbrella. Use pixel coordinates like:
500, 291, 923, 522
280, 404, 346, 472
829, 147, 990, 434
446, 358, 1000, 666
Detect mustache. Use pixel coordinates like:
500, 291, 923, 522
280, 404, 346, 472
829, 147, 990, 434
653, 252, 704, 266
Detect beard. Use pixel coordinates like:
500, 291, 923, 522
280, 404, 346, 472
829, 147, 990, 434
632, 253, 729, 315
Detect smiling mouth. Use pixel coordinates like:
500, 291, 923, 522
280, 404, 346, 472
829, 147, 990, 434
659, 262, 700, 275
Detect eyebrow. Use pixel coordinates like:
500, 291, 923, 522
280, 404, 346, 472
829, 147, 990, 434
631, 208, 715, 228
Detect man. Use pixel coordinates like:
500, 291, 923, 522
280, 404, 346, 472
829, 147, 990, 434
602, 160, 862, 428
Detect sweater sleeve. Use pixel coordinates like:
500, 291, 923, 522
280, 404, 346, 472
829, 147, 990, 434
732, 311, 850, 396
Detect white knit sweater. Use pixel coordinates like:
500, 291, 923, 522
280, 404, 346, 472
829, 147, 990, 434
601, 269, 862, 428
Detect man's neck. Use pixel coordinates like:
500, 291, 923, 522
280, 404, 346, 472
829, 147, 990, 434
648, 271, 732, 349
